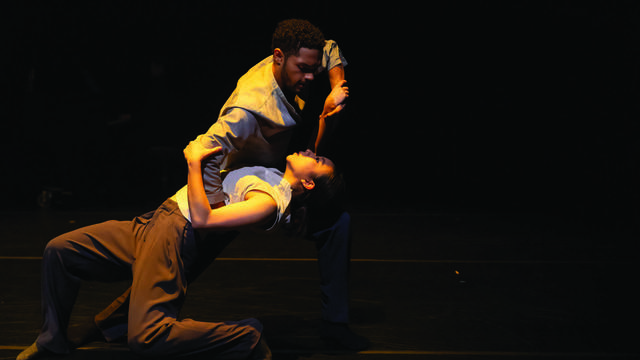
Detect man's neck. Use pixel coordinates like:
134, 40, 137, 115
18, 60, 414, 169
272, 63, 297, 106
283, 90, 297, 107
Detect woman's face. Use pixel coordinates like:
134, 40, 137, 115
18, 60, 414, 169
286, 149, 334, 180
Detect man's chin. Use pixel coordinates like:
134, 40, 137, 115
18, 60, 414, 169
295, 83, 308, 93
284, 84, 306, 97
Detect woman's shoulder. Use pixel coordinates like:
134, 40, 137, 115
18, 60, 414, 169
224, 167, 283, 187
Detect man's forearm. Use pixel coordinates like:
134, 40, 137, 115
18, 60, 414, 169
328, 65, 345, 90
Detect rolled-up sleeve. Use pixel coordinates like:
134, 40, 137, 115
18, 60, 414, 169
322, 40, 348, 72
196, 107, 260, 205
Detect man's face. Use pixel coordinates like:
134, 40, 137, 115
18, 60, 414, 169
280, 47, 321, 94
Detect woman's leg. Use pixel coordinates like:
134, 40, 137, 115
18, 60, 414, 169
126, 200, 262, 358
36, 218, 140, 354
93, 229, 238, 343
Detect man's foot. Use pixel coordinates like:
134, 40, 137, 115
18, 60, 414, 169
16, 342, 50, 360
320, 321, 370, 351
250, 336, 272, 360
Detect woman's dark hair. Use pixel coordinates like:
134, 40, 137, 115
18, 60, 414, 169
272, 19, 325, 57
287, 167, 346, 237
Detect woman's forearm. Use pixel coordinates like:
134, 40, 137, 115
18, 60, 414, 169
314, 114, 327, 152
187, 162, 214, 227
182, 141, 277, 230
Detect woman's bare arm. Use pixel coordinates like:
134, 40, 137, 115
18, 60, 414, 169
184, 141, 277, 230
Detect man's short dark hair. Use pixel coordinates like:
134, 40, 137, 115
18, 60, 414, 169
272, 19, 325, 57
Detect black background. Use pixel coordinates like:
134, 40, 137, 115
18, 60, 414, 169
2, 1, 638, 233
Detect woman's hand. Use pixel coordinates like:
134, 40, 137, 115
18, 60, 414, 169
184, 141, 222, 167
322, 80, 349, 118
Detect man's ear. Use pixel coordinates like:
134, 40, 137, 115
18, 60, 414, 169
301, 178, 315, 191
273, 48, 285, 66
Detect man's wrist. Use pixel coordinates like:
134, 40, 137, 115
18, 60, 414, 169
188, 160, 203, 170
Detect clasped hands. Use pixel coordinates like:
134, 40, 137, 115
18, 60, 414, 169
322, 80, 349, 118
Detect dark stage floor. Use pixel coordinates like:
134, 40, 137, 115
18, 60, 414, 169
0, 209, 637, 359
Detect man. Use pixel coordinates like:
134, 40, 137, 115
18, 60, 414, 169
89, 19, 366, 351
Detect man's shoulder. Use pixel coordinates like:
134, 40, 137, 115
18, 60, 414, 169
234, 56, 275, 96
221, 56, 298, 127
224, 57, 274, 108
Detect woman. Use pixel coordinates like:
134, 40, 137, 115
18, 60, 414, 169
18, 143, 341, 360
183, 144, 338, 233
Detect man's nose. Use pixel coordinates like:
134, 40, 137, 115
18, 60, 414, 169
304, 72, 314, 81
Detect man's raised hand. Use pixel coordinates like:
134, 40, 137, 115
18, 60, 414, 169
323, 80, 349, 118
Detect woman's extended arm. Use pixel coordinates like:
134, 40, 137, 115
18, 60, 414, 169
315, 79, 349, 152
184, 141, 277, 230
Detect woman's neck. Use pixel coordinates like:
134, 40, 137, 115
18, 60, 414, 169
283, 169, 304, 196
